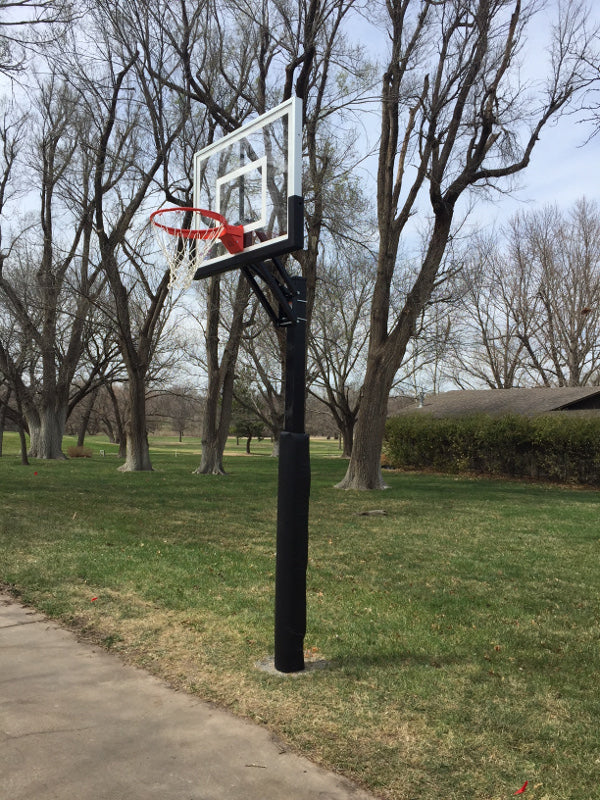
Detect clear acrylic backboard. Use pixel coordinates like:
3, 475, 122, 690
192, 96, 303, 278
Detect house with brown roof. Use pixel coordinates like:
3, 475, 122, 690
397, 387, 600, 418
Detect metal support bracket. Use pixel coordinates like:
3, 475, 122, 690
242, 255, 300, 327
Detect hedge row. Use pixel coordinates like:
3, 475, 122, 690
383, 413, 600, 486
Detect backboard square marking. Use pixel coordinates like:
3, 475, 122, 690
216, 156, 268, 233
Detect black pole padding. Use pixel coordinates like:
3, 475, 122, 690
274, 431, 310, 672
283, 276, 307, 432
273, 275, 309, 673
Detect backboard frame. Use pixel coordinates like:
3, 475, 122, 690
192, 96, 303, 280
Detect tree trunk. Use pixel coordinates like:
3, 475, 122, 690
195, 274, 250, 476
106, 384, 127, 455
271, 433, 280, 458
0, 390, 7, 457
196, 433, 226, 475
337, 202, 454, 489
340, 419, 354, 458
195, 351, 233, 475
27, 405, 67, 460
118, 376, 152, 471
18, 423, 29, 466
104, 419, 116, 442
335, 366, 391, 490
77, 389, 98, 447
14, 395, 29, 465
196, 417, 231, 473
196, 278, 228, 474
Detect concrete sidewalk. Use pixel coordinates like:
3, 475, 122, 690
0, 593, 375, 800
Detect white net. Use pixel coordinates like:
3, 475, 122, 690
151, 208, 224, 290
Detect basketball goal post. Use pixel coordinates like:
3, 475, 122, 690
151, 97, 309, 673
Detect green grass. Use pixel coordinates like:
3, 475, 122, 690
1, 432, 599, 800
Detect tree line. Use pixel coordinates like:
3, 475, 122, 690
0, 0, 598, 488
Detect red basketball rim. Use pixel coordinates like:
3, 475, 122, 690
150, 207, 227, 241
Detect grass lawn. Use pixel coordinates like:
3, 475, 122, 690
1, 432, 599, 800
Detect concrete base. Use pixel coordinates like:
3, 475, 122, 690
255, 655, 332, 677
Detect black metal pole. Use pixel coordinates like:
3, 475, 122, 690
274, 276, 310, 673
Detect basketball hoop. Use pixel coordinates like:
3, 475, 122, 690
150, 207, 244, 290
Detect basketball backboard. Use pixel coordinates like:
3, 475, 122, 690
192, 96, 303, 279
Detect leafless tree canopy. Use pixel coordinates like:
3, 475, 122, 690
337, 0, 600, 489
0, 0, 598, 481
448, 199, 600, 389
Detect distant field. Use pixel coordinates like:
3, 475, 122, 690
1, 432, 599, 800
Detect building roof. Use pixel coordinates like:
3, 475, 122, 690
397, 387, 600, 418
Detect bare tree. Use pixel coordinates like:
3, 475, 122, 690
99, 0, 251, 475
514, 200, 600, 386
93, 381, 127, 452
0, 0, 71, 75
309, 251, 373, 456
156, 385, 202, 441
445, 233, 529, 388
455, 200, 600, 388
57, 0, 192, 470
236, 312, 286, 455
139, 0, 371, 473
195, 272, 251, 473
0, 75, 107, 459
0, 306, 33, 463
338, 0, 599, 489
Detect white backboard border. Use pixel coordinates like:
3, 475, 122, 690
193, 96, 303, 279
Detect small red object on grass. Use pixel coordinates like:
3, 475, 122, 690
91, 597, 98, 602
514, 781, 528, 795
34, 472, 38, 475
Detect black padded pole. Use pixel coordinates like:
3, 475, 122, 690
274, 276, 310, 673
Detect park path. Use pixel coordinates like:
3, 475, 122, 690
0, 593, 376, 800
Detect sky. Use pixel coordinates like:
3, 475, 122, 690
488, 112, 600, 219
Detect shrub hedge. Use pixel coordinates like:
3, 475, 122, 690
383, 413, 600, 485
67, 445, 93, 458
